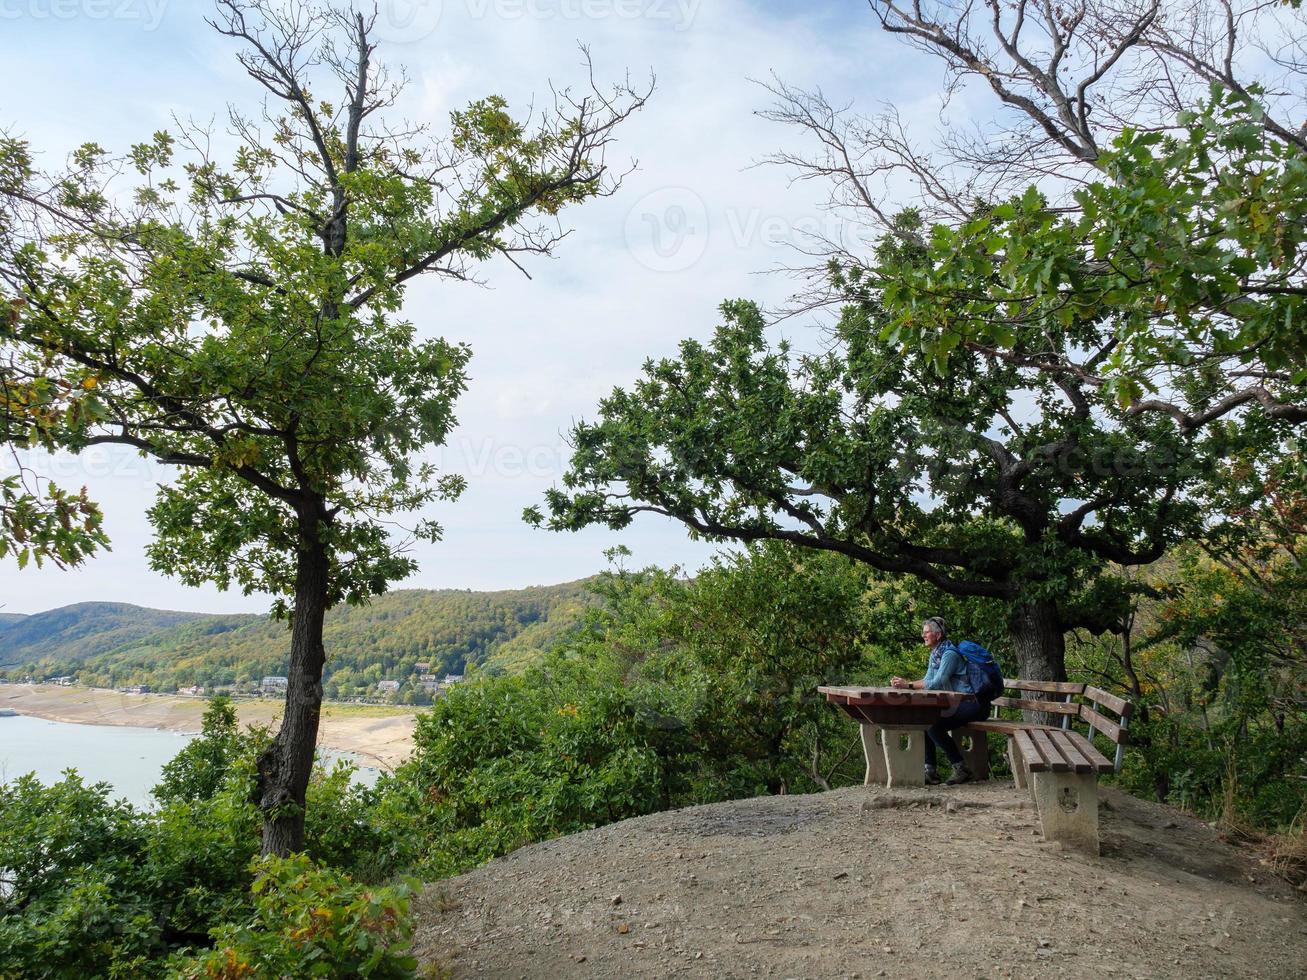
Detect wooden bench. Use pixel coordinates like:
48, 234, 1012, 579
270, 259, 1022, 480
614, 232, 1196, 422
957, 679, 1086, 780
960, 681, 1133, 855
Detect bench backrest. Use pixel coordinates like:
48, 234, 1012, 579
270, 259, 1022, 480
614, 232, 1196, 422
991, 680, 1083, 726
994, 679, 1132, 772
1079, 685, 1133, 772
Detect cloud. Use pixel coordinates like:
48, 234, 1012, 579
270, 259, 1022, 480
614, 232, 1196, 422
0, 0, 912, 613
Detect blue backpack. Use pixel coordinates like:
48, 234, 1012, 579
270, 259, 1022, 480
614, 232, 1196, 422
955, 640, 1004, 705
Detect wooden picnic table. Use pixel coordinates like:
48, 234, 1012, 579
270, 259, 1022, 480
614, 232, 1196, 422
818, 685, 977, 788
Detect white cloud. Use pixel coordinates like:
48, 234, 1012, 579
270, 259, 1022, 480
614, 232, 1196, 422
0, 0, 914, 613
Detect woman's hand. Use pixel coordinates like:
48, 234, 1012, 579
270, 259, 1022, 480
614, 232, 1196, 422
890, 676, 907, 689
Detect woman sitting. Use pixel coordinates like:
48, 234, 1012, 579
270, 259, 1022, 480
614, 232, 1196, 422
890, 616, 986, 785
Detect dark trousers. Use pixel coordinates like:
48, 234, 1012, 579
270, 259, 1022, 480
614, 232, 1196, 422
924, 699, 988, 768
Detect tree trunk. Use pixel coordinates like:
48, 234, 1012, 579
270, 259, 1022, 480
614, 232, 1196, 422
257, 517, 329, 857
1008, 598, 1066, 681
1007, 598, 1067, 726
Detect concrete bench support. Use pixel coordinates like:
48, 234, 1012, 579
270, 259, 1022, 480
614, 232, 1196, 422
881, 727, 928, 788
859, 723, 888, 786
865, 724, 991, 787
1031, 771, 1100, 856
958, 731, 990, 780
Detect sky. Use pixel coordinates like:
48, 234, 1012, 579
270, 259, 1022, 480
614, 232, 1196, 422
0, 0, 951, 615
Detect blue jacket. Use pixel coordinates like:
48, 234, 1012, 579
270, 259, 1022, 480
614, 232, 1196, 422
922, 641, 973, 693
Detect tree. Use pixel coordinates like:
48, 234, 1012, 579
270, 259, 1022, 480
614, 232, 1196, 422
768, 2, 1306, 244
0, 0, 647, 855
763, 1, 1307, 412
531, 0, 1305, 681
531, 295, 1268, 679
2, 308, 109, 570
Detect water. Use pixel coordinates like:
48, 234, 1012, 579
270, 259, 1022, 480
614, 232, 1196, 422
0, 714, 379, 809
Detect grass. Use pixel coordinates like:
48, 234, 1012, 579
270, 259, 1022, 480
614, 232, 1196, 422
321, 702, 417, 719
1267, 819, 1307, 890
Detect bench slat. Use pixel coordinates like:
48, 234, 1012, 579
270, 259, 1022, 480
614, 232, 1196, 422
1050, 730, 1095, 773
1005, 679, 1086, 695
991, 696, 1080, 715
1080, 704, 1126, 744
1031, 728, 1071, 772
1064, 731, 1115, 773
1013, 729, 1047, 772
963, 720, 1061, 735
1084, 685, 1133, 718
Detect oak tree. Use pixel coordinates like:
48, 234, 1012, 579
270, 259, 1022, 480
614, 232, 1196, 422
532, 1, 1304, 682
2, 305, 108, 570
0, 0, 647, 854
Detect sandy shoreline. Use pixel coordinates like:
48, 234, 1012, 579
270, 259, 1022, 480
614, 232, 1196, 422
0, 684, 418, 770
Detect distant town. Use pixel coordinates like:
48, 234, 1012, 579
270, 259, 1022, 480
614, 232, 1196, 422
17, 664, 466, 706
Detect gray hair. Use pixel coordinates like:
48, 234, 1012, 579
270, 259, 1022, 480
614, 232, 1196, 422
922, 616, 947, 639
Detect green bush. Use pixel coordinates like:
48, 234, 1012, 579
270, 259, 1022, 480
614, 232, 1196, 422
154, 695, 244, 804
0, 773, 171, 978
403, 653, 676, 876
1069, 539, 1307, 831
169, 854, 419, 979
304, 762, 422, 883
399, 543, 950, 874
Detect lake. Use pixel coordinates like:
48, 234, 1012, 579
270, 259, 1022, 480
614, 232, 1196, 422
0, 714, 379, 808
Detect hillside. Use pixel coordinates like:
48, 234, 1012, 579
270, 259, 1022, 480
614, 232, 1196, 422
0, 582, 599, 691
0, 603, 252, 666
412, 783, 1307, 979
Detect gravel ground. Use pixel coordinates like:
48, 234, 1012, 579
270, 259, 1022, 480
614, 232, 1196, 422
412, 781, 1307, 979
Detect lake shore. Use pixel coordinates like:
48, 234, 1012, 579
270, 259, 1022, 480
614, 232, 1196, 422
0, 684, 417, 769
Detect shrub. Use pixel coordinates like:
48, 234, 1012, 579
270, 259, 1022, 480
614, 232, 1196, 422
154, 695, 244, 804
0, 773, 168, 978
170, 854, 419, 979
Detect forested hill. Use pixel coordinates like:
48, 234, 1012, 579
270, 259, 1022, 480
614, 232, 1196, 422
0, 603, 250, 664
0, 582, 598, 697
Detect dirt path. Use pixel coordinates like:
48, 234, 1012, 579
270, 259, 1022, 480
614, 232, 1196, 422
0, 683, 417, 769
413, 782, 1307, 979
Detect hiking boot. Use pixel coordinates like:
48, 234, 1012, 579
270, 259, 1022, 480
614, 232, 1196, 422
946, 764, 973, 785
923, 766, 942, 785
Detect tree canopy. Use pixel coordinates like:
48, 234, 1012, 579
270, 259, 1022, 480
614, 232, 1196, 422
768, 2, 1307, 413
0, 0, 647, 853
532, 290, 1271, 677
533, 1, 1306, 679
2, 301, 108, 571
